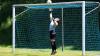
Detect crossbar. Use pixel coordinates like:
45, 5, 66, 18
13, 1, 99, 7
13, 1, 83, 7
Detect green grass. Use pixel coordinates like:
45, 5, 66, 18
0, 48, 81, 56
0, 46, 12, 56
0, 46, 100, 56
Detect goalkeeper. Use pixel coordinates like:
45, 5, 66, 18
47, 0, 60, 55
49, 9, 60, 55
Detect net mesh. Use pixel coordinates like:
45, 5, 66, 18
15, 2, 100, 56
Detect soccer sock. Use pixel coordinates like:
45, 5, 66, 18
51, 41, 56, 52
54, 41, 56, 51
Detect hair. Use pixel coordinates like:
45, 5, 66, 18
54, 18, 60, 21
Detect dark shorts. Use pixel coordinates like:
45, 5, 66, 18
49, 30, 56, 39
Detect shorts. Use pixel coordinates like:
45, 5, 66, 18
49, 30, 56, 39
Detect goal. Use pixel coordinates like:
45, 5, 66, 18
12, 1, 100, 56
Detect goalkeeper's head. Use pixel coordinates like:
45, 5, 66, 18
54, 18, 60, 22
54, 18, 60, 26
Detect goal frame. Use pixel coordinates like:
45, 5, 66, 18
12, 1, 100, 56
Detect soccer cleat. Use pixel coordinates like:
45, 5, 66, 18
51, 51, 57, 55
53, 51, 57, 55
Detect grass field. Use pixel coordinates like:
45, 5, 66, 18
0, 46, 100, 56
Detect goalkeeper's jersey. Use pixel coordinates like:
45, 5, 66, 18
49, 20, 56, 33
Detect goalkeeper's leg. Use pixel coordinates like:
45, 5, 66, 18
50, 30, 57, 55
51, 39, 57, 53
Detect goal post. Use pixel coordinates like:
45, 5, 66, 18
12, 5, 15, 54
82, 1, 85, 56
12, 1, 100, 56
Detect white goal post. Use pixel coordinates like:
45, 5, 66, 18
12, 1, 100, 56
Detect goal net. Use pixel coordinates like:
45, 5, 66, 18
12, 1, 100, 56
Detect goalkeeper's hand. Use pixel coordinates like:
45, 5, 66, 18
47, 0, 52, 4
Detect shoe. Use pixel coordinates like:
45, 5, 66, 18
51, 51, 57, 55
53, 51, 57, 54
51, 52, 54, 55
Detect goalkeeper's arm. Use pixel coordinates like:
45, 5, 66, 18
49, 11, 54, 21
47, 0, 54, 21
